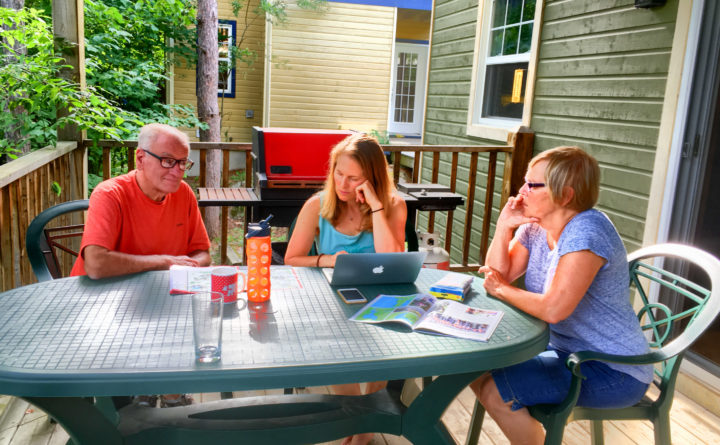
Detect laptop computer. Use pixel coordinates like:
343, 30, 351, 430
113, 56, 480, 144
322, 251, 427, 286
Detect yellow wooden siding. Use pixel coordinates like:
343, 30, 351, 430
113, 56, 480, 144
267, 2, 395, 132
172, 0, 266, 143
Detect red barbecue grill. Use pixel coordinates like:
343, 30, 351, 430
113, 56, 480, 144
251, 127, 356, 226
253, 127, 356, 201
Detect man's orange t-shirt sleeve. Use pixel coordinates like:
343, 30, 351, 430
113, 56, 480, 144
70, 187, 123, 276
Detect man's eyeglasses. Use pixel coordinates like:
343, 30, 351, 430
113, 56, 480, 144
143, 149, 194, 171
524, 181, 546, 191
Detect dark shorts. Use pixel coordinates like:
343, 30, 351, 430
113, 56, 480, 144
492, 347, 650, 411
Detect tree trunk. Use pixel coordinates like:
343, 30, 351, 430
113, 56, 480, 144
1, 0, 29, 162
196, 0, 221, 240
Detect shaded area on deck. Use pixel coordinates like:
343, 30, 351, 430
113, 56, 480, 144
1, 381, 719, 445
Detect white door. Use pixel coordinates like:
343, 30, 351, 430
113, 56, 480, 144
388, 42, 428, 136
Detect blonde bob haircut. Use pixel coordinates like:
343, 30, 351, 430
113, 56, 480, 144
530, 146, 600, 212
320, 133, 395, 231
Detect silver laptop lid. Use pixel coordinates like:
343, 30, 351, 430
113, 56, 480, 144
326, 251, 427, 286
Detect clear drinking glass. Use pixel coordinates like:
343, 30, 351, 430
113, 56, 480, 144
192, 291, 223, 363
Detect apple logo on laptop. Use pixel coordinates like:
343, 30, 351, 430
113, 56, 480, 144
372, 265, 384, 274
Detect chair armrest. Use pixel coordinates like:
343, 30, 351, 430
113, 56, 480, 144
565, 350, 670, 378
536, 349, 671, 418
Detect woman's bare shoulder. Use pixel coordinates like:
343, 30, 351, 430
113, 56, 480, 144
390, 192, 407, 209
298, 194, 322, 217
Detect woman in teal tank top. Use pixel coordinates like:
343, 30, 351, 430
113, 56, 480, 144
284, 133, 407, 445
284, 133, 407, 267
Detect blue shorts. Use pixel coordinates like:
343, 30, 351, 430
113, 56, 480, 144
492, 347, 650, 411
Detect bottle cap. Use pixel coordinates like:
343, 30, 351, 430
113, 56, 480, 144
246, 214, 273, 238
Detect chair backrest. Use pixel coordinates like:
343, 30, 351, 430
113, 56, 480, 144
629, 243, 720, 389
26, 200, 90, 282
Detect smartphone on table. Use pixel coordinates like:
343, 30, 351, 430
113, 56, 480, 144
337, 288, 367, 304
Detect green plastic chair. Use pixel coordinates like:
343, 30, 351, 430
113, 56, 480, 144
465, 243, 720, 445
26, 199, 89, 282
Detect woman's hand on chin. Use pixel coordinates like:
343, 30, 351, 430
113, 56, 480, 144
498, 195, 538, 231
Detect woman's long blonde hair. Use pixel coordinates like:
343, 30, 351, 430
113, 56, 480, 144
320, 134, 395, 231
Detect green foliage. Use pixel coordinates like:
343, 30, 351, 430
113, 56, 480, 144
84, 0, 198, 111
81, 0, 206, 185
0, 7, 140, 159
370, 129, 390, 145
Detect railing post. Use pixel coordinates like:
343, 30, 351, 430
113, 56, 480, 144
502, 126, 534, 206
220, 151, 231, 264
199, 149, 207, 220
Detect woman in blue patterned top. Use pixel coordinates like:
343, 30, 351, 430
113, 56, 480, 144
285, 133, 407, 267
471, 146, 652, 444
285, 133, 406, 445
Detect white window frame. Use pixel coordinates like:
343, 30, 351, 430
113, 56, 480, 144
467, 0, 544, 141
218, 20, 235, 98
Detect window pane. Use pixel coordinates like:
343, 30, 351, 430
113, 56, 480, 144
503, 25, 519, 55
490, 30, 504, 56
492, 0, 507, 28
522, 0, 536, 21
507, 0, 523, 25
482, 62, 528, 119
519, 23, 533, 53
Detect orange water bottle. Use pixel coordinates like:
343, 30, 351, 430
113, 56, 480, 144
246, 215, 273, 303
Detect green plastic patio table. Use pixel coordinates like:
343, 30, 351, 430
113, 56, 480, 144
0, 267, 547, 445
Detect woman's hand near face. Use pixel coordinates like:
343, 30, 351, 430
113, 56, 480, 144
497, 194, 538, 231
355, 180, 383, 211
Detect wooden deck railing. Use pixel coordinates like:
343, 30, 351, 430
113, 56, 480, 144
384, 129, 533, 272
89, 135, 533, 272
0, 131, 533, 291
0, 142, 86, 292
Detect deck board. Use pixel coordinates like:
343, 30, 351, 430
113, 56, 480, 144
1, 385, 719, 444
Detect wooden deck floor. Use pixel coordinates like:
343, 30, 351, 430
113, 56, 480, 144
1, 383, 719, 445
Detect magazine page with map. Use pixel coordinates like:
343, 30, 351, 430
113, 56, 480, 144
349, 294, 504, 342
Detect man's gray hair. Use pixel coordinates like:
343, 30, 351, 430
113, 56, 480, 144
137, 123, 190, 152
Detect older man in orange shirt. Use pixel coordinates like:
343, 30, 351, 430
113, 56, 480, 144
72, 123, 210, 278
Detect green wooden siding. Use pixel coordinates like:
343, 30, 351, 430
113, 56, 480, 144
423, 0, 679, 257
533, 0, 677, 251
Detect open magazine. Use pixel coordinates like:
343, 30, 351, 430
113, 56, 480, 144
350, 293, 504, 342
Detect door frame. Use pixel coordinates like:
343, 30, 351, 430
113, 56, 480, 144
662, 0, 720, 381
387, 41, 429, 136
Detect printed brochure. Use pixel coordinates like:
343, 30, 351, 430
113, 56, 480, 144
168, 265, 302, 294
350, 293, 503, 342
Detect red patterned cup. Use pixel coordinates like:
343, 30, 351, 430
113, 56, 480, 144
211, 267, 246, 304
